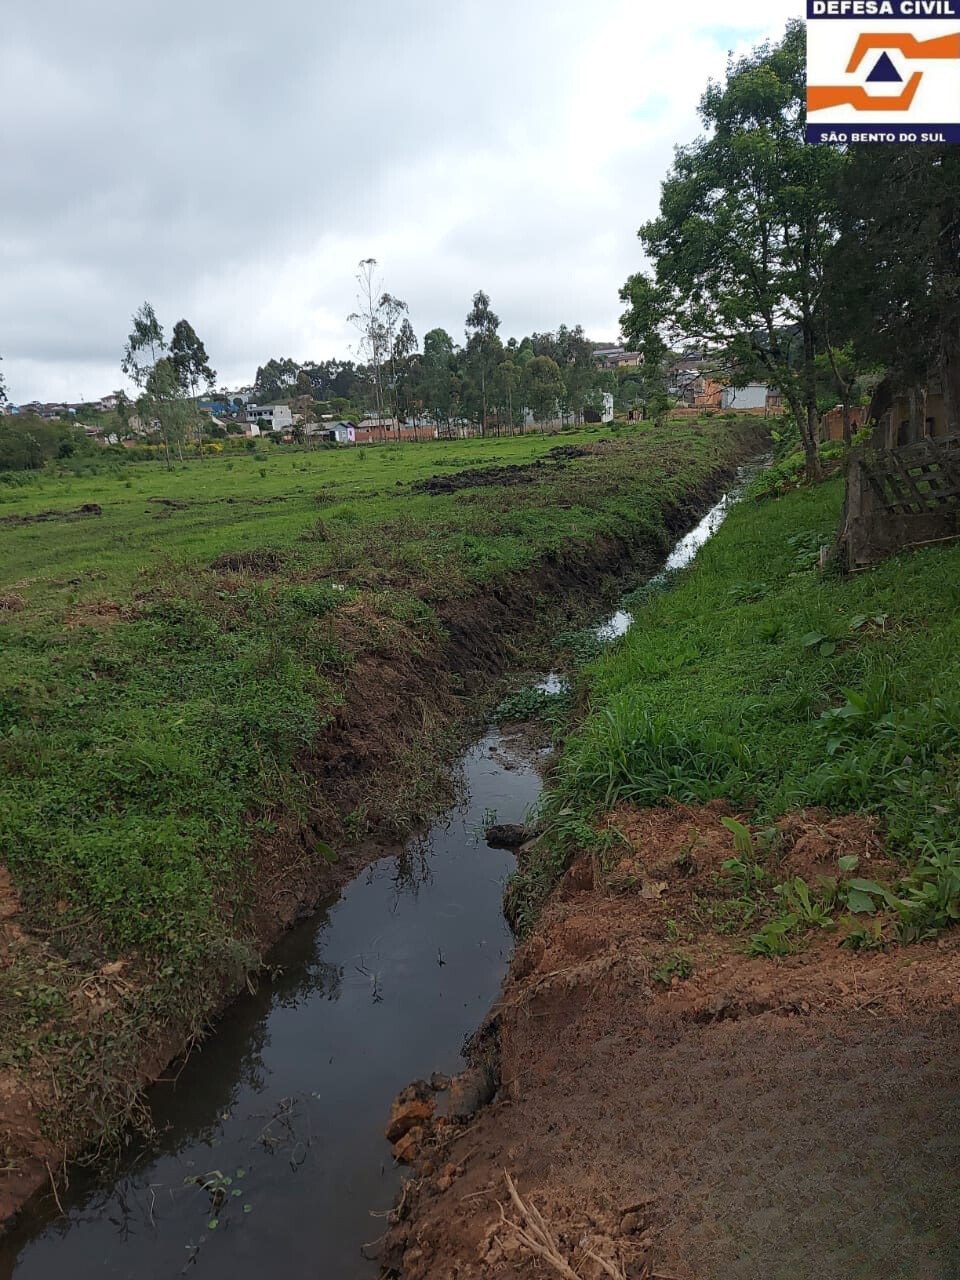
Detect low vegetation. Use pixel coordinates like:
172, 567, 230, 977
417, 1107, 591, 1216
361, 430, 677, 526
0, 416, 757, 1169
513, 473, 960, 945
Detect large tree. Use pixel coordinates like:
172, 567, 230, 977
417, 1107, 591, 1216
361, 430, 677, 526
348, 259, 388, 430
121, 302, 179, 469
422, 327, 460, 431
254, 357, 300, 404
465, 291, 501, 434
169, 320, 215, 397
829, 146, 960, 434
626, 21, 843, 478
121, 301, 165, 389
169, 319, 216, 456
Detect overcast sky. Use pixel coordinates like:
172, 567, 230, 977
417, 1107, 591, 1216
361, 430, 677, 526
1, 0, 801, 403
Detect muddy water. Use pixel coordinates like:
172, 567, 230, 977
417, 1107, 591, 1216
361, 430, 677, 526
3, 473, 753, 1280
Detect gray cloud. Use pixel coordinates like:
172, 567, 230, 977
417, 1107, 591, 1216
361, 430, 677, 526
0, 0, 799, 400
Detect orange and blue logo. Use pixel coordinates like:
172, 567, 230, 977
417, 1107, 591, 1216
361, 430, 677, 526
807, 1, 960, 142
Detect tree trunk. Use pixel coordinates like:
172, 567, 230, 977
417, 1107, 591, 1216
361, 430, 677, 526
940, 344, 960, 436
803, 402, 821, 480
865, 379, 894, 448
801, 328, 823, 481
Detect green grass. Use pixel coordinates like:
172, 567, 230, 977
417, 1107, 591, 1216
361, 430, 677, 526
0, 417, 758, 1150
512, 478, 960, 936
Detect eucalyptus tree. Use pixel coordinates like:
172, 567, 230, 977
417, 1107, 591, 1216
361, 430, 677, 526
391, 317, 418, 431
422, 328, 459, 432
121, 301, 165, 388
465, 291, 501, 434
522, 355, 564, 433
382, 302, 413, 431
169, 319, 216, 456
496, 358, 521, 434
144, 357, 189, 468
122, 302, 176, 468
348, 259, 388, 432
254, 357, 300, 404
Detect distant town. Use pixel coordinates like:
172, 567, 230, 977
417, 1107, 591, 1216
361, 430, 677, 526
0, 344, 784, 450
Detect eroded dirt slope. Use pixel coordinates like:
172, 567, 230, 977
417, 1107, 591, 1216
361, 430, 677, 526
383, 807, 960, 1280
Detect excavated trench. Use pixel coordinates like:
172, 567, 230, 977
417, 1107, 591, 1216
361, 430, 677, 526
0, 469, 758, 1280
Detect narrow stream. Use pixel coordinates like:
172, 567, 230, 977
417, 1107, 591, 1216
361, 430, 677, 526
2, 469, 755, 1280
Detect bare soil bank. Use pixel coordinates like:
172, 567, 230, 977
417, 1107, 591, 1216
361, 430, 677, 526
0, 452, 759, 1234
381, 806, 960, 1280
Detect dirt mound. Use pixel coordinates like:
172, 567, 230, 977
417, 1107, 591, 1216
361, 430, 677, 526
412, 461, 553, 496
64, 599, 137, 628
0, 503, 102, 526
209, 548, 286, 573
382, 806, 960, 1280
411, 446, 594, 496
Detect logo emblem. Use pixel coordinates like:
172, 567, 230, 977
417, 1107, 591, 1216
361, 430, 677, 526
806, 2, 960, 143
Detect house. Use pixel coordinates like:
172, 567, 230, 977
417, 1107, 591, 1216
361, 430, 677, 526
691, 377, 724, 410
594, 347, 624, 367
245, 403, 293, 432
721, 384, 769, 412
821, 405, 869, 442
594, 347, 643, 369
319, 422, 356, 445
198, 398, 232, 417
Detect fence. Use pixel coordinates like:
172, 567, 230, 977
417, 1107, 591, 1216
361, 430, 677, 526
839, 434, 960, 570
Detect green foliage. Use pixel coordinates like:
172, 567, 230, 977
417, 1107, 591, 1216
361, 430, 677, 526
747, 916, 799, 958
558, 697, 750, 810
653, 953, 693, 986
774, 877, 835, 928
0, 414, 97, 472
628, 22, 845, 477
493, 686, 570, 725
517, 474, 960, 942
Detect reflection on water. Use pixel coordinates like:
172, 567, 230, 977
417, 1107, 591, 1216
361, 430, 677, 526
593, 468, 755, 646
596, 609, 632, 642
4, 734, 539, 1280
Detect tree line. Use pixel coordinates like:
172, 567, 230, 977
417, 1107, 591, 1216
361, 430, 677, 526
621, 18, 960, 479
254, 260, 617, 436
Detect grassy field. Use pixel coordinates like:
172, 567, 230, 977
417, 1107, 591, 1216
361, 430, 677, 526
512, 474, 960, 948
1, 428, 641, 603
0, 417, 759, 1169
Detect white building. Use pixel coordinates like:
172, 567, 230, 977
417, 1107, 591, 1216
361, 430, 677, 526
721, 385, 769, 411
245, 404, 293, 431
601, 392, 614, 423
